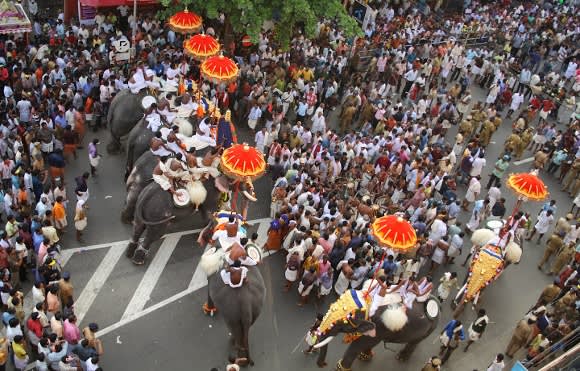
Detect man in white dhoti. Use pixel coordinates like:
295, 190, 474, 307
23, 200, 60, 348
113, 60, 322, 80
128, 65, 147, 94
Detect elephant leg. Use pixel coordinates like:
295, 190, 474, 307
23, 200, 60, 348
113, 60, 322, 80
203, 287, 218, 316
397, 341, 419, 361
121, 185, 140, 224
107, 135, 122, 154
126, 221, 146, 258
132, 224, 166, 265
341, 337, 382, 369
238, 321, 253, 366
316, 345, 329, 368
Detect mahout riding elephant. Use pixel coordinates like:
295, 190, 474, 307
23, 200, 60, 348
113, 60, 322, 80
124, 115, 197, 179
311, 288, 440, 370
121, 148, 222, 223
199, 248, 265, 366
107, 89, 149, 153
126, 180, 220, 264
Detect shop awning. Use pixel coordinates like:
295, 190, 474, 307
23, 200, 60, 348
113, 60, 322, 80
79, 0, 157, 7
0, 1, 32, 34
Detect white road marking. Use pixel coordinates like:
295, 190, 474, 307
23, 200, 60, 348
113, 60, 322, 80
74, 243, 126, 323
24, 217, 274, 338
97, 239, 279, 338
513, 157, 534, 165
121, 235, 180, 320
255, 220, 270, 247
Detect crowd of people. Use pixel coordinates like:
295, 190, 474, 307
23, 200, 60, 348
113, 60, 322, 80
0, 0, 578, 369
237, 0, 580, 369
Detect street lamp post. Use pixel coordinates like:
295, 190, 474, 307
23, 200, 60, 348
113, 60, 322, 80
131, 0, 137, 59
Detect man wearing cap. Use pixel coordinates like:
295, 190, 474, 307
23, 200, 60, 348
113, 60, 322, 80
554, 213, 574, 236
505, 317, 535, 357
550, 242, 576, 275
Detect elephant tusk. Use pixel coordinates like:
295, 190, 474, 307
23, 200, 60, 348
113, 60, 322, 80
313, 336, 335, 349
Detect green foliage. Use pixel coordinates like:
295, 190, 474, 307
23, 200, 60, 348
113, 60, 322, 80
156, 0, 362, 47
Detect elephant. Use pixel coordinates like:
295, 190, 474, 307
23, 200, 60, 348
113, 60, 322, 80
451, 227, 522, 318
311, 287, 440, 370
199, 249, 266, 366
107, 89, 149, 153
125, 179, 221, 264
121, 148, 222, 224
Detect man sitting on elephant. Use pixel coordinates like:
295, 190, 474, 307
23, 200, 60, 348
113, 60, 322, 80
152, 155, 189, 195
226, 240, 257, 267
128, 64, 159, 94
212, 216, 244, 249
157, 96, 177, 124
150, 132, 173, 157
221, 260, 248, 288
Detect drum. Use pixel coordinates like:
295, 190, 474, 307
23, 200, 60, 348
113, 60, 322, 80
245, 245, 262, 263
425, 298, 440, 320
485, 219, 504, 233
141, 96, 156, 110
172, 189, 191, 207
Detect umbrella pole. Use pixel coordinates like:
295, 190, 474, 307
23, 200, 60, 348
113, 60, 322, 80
231, 180, 239, 212
507, 197, 523, 228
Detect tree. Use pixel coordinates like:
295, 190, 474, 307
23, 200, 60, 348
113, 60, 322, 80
158, 0, 361, 48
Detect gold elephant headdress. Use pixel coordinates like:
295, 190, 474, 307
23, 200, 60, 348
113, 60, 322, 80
315, 289, 370, 339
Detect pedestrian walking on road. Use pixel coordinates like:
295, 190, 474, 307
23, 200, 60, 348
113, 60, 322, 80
505, 317, 535, 358
537, 232, 564, 270
464, 309, 489, 351
74, 199, 88, 242
487, 353, 505, 371
88, 139, 101, 177
550, 243, 576, 275
439, 319, 465, 364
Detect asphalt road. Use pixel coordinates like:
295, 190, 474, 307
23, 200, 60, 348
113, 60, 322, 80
48, 82, 576, 371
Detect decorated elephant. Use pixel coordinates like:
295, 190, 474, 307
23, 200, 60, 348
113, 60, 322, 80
107, 89, 149, 153
451, 227, 522, 318
121, 149, 224, 224
198, 249, 265, 366
310, 286, 440, 370
126, 179, 221, 264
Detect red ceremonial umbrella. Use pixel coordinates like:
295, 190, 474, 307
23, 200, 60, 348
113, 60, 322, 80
505, 171, 549, 227
168, 8, 202, 34
183, 33, 220, 60
506, 172, 549, 201
220, 143, 266, 181
371, 215, 418, 251
200, 55, 239, 84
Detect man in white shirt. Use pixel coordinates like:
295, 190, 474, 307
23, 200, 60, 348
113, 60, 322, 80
254, 127, 269, 153
470, 152, 487, 177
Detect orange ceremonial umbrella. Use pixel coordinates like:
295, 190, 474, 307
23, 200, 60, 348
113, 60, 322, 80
200, 55, 239, 84
506, 172, 548, 201
220, 143, 266, 181
183, 34, 220, 60
371, 215, 417, 251
168, 8, 202, 34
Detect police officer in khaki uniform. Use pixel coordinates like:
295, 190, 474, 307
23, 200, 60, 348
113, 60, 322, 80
505, 317, 535, 358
